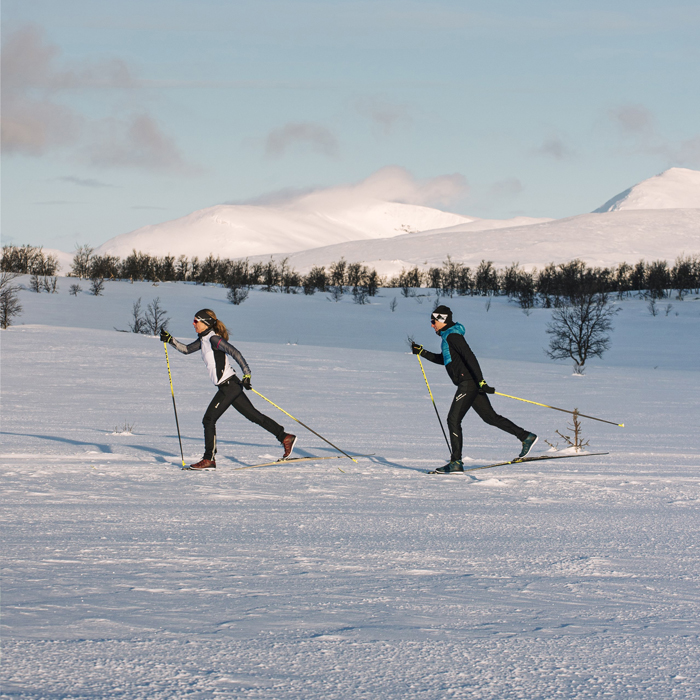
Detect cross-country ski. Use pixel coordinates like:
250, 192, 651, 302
427, 451, 610, 474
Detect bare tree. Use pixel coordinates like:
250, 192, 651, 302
144, 297, 170, 335
128, 298, 147, 333
42, 276, 59, 293
89, 277, 105, 296
71, 244, 94, 279
69, 283, 82, 296
0, 272, 23, 329
546, 292, 619, 374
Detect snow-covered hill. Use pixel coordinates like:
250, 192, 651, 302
86, 167, 700, 276
593, 167, 700, 212
95, 200, 471, 260
251, 208, 700, 275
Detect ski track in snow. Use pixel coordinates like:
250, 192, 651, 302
1, 282, 700, 699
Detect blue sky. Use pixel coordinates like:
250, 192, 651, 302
2, 0, 699, 251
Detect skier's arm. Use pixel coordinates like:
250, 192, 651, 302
447, 334, 484, 383
210, 336, 251, 376
169, 337, 201, 355
417, 347, 444, 365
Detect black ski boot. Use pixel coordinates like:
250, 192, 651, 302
432, 460, 464, 474
517, 433, 538, 459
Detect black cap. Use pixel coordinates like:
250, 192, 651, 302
431, 305, 453, 325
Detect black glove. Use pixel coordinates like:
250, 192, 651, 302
242, 374, 252, 390
479, 380, 495, 394
160, 328, 173, 343
411, 342, 423, 355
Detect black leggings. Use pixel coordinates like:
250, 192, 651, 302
202, 379, 285, 459
446, 381, 529, 461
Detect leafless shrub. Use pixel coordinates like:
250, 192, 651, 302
0, 272, 23, 329
90, 277, 105, 296
555, 410, 590, 452
144, 297, 170, 335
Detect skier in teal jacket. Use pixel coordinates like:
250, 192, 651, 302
412, 305, 537, 473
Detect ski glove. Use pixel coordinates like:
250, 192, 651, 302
411, 342, 423, 355
242, 374, 252, 391
479, 380, 495, 394
160, 329, 173, 343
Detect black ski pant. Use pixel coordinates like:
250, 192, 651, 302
202, 378, 285, 460
446, 381, 529, 461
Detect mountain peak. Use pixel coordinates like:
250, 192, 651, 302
593, 167, 700, 212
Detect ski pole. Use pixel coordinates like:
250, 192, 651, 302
163, 342, 186, 467
251, 388, 358, 463
416, 354, 451, 452
494, 392, 624, 427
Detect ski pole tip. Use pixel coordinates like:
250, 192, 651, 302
619, 423, 625, 428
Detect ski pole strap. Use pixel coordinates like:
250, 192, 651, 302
251, 389, 358, 463
494, 392, 624, 427
164, 342, 186, 467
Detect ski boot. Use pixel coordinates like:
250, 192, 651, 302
187, 458, 216, 470
517, 433, 538, 459
431, 459, 464, 474
281, 433, 297, 459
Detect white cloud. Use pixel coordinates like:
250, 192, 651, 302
87, 115, 188, 171
1, 24, 190, 172
355, 96, 411, 136
265, 122, 339, 158
533, 135, 574, 160
299, 166, 469, 209
607, 103, 700, 167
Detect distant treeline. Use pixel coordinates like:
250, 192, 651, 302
3, 244, 699, 303
1, 245, 59, 276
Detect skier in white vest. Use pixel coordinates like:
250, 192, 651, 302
161, 308, 296, 469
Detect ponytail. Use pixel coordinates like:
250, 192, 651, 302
213, 318, 229, 341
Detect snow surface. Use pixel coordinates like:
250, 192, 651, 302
594, 168, 700, 212
2, 278, 700, 699
254, 208, 700, 275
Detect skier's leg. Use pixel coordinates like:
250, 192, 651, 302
202, 382, 238, 459
472, 393, 530, 441
445, 383, 478, 461
231, 388, 286, 441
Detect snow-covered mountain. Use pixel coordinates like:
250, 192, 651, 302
593, 167, 700, 212
90, 167, 700, 274
95, 199, 471, 260
251, 208, 700, 275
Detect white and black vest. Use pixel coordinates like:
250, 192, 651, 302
200, 330, 235, 386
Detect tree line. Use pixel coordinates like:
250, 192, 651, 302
2, 244, 699, 303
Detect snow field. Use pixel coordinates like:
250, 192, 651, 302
1, 280, 700, 698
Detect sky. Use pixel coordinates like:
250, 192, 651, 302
2, 0, 700, 252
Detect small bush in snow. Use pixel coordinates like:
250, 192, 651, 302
555, 410, 590, 452
227, 285, 249, 305
90, 277, 105, 296
0, 272, 23, 329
